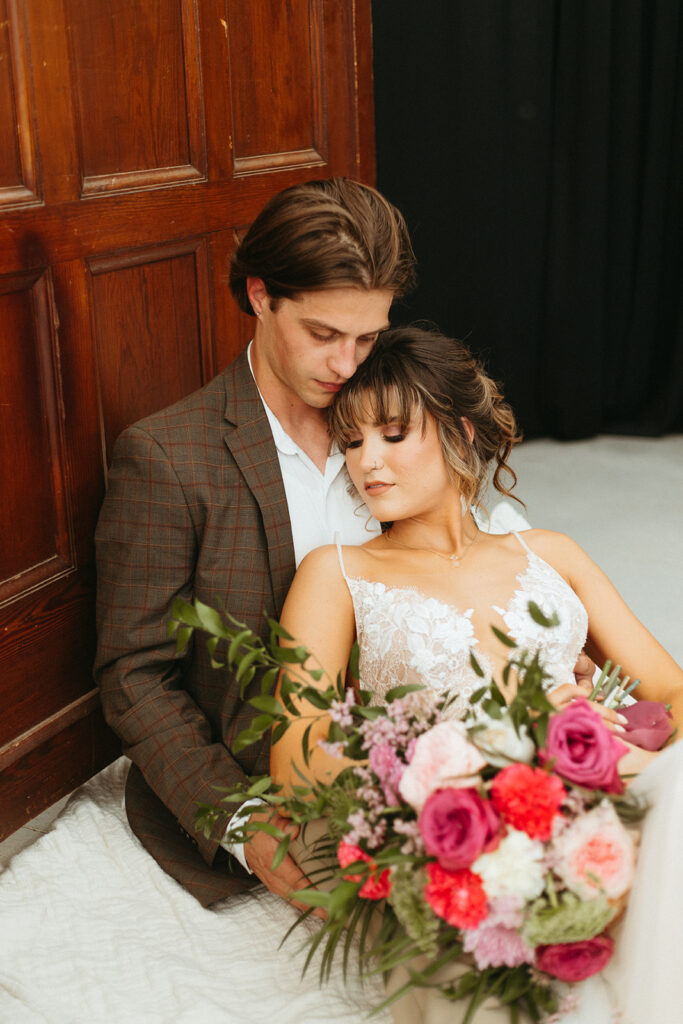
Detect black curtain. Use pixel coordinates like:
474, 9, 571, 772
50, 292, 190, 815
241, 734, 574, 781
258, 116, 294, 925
372, 1, 683, 439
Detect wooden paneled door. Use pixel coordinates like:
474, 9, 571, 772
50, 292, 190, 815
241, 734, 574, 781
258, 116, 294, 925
0, 0, 375, 840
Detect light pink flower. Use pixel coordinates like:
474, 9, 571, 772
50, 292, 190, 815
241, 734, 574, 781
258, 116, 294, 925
463, 922, 533, 969
551, 801, 636, 901
399, 721, 486, 811
462, 894, 533, 969
369, 742, 405, 806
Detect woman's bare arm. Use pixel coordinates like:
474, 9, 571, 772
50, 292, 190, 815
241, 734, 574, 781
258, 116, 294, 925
270, 545, 358, 795
527, 530, 683, 728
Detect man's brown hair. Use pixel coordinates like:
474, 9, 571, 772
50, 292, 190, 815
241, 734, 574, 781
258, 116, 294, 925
229, 177, 417, 315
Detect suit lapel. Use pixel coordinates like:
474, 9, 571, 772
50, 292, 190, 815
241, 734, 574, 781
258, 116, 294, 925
222, 352, 295, 615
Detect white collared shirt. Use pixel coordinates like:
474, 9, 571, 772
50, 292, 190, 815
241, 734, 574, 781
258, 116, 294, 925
247, 342, 380, 564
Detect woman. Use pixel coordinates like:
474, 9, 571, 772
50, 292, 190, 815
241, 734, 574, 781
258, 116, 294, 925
272, 326, 683, 1023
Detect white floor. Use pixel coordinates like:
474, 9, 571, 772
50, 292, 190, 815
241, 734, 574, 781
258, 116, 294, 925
1, 433, 681, 869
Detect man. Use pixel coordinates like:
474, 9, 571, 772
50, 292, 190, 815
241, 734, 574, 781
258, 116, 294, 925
94, 177, 417, 907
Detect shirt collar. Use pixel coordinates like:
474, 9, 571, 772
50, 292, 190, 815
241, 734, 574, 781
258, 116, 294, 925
247, 341, 343, 462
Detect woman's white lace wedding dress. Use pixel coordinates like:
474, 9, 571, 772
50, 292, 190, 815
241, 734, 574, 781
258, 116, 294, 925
337, 532, 683, 1024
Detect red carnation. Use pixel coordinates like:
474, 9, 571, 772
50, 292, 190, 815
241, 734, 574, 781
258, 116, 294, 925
424, 862, 488, 929
490, 763, 566, 840
337, 841, 391, 900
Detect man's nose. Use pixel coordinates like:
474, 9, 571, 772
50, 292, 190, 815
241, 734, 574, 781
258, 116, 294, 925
328, 338, 359, 380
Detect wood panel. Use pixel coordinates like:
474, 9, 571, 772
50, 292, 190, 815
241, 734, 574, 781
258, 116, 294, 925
0, 270, 73, 601
89, 242, 214, 459
0, 0, 375, 840
66, 0, 206, 195
227, 0, 326, 174
0, 0, 39, 205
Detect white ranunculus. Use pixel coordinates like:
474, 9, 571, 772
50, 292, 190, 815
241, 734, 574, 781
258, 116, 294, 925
473, 828, 546, 902
471, 714, 536, 767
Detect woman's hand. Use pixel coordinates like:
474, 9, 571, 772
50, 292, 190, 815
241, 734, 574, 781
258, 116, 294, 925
548, 680, 628, 734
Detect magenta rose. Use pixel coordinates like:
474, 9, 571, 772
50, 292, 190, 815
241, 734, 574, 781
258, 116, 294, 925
540, 698, 628, 793
620, 700, 674, 751
535, 935, 614, 982
419, 787, 502, 870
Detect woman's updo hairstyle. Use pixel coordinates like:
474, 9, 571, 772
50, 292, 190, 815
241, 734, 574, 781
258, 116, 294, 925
329, 325, 523, 511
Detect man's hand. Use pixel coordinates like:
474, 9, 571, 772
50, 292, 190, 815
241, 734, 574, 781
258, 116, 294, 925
243, 810, 325, 917
573, 651, 596, 689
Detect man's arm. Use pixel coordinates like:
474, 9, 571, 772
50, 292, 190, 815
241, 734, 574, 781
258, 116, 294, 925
95, 425, 310, 901
95, 426, 253, 863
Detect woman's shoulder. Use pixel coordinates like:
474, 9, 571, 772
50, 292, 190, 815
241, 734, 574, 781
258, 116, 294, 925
296, 542, 381, 584
509, 528, 591, 577
296, 543, 343, 578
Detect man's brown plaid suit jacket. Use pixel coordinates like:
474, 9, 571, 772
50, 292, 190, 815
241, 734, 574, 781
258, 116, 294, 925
95, 350, 297, 906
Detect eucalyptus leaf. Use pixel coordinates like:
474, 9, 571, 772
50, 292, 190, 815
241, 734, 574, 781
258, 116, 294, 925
385, 684, 426, 701
270, 834, 290, 871
490, 624, 517, 648
228, 629, 256, 666
527, 601, 559, 628
249, 694, 284, 716
194, 598, 230, 638
469, 652, 485, 677
174, 625, 193, 656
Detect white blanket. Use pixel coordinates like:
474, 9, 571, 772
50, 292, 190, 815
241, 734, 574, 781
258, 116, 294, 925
0, 758, 390, 1024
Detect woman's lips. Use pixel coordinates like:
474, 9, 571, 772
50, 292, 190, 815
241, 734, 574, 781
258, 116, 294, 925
365, 481, 393, 494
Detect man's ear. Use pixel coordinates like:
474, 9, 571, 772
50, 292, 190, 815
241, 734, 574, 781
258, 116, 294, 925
246, 276, 269, 317
461, 417, 475, 443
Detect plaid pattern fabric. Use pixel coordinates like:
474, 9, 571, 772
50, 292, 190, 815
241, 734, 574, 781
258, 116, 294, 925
95, 352, 296, 904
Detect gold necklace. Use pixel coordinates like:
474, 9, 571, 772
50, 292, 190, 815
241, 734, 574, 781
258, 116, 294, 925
385, 524, 480, 568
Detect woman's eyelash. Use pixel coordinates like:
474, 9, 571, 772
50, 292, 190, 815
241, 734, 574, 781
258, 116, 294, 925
345, 432, 406, 450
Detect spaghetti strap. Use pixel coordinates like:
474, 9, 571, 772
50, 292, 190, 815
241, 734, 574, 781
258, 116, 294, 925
334, 532, 349, 582
512, 530, 533, 555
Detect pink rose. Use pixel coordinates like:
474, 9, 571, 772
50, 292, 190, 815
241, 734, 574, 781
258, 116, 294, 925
540, 699, 628, 793
620, 700, 674, 751
419, 788, 502, 870
535, 935, 614, 982
399, 721, 487, 811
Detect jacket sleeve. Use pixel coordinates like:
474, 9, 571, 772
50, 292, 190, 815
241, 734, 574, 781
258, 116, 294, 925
94, 425, 253, 865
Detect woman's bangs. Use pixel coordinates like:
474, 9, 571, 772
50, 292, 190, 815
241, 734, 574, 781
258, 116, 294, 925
331, 379, 422, 447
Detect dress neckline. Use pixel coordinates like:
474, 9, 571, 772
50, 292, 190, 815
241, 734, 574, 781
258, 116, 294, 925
343, 546, 569, 625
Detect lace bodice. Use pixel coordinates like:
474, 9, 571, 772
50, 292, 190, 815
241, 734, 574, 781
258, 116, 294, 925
337, 532, 588, 719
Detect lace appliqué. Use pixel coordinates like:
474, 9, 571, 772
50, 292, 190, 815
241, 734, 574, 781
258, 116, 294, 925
493, 552, 588, 691
346, 579, 493, 720
345, 550, 588, 715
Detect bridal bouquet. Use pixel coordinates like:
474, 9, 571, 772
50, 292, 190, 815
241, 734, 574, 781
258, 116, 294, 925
170, 599, 664, 1022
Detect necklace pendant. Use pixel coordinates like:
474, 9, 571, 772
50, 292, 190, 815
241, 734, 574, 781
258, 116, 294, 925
450, 554, 460, 567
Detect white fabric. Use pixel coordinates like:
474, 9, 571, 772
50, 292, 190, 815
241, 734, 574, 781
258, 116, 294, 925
338, 532, 588, 719
0, 757, 390, 1024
